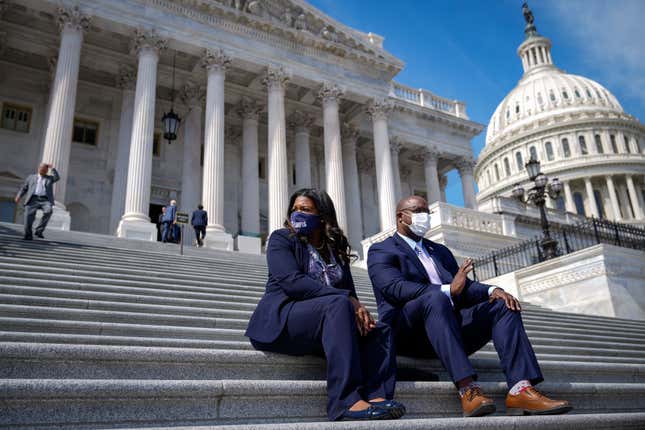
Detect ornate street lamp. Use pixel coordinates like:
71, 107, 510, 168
162, 51, 181, 144
512, 157, 563, 260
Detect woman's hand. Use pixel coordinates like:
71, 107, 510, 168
349, 296, 376, 336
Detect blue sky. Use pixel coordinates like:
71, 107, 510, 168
308, 0, 645, 206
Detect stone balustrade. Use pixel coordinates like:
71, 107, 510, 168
390, 81, 468, 119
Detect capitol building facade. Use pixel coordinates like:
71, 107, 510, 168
0, 0, 483, 253
475, 12, 645, 225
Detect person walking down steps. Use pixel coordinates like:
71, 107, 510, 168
15, 163, 59, 240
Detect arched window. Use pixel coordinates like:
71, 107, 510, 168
504, 157, 511, 176
486, 169, 491, 185
635, 139, 641, 153
624, 135, 632, 153
562, 138, 571, 158
529, 146, 538, 160
556, 196, 565, 212
610, 134, 618, 153
545, 142, 554, 161
579, 135, 588, 155
549, 90, 556, 102
594, 134, 603, 154
574, 88, 581, 98
562, 89, 569, 100
506, 108, 510, 119
494, 164, 500, 181
515, 104, 520, 114
594, 190, 605, 219
537, 92, 544, 105
515, 151, 523, 170
573, 192, 585, 215
586, 88, 592, 98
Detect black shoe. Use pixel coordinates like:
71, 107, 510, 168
369, 399, 406, 419
23, 235, 33, 240
339, 405, 391, 421
35, 232, 44, 239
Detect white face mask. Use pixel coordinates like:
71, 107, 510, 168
404, 212, 431, 237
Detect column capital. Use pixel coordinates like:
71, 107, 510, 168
341, 122, 360, 142
456, 157, 476, 175
201, 48, 231, 72
263, 66, 290, 91
116, 65, 136, 91
57, 6, 91, 34
288, 110, 315, 131
179, 81, 206, 107
226, 124, 243, 144
236, 96, 263, 121
131, 29, 167, 56
400, 165, 412, 180
423, 146, 440, 163
366, 98, 393, 121
318, 82, 344, 105
390, 136, 404, 154
356, 155, 374, 172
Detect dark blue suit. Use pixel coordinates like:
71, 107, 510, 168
191, 209, 208, 244
246, 229, 397, 421
367, 233, 542, 388
161, 205, 177, 243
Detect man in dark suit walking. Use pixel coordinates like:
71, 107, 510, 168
15, 163, 59, 240
190, 204, 208, 247
367, 195, 571, 417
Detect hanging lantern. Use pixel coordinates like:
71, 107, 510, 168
161, 50, 181, 144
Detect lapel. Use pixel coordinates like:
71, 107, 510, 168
392, 233, 430, 283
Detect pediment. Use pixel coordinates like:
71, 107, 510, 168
169, 0, 404, 74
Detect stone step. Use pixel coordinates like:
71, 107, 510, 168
107, 413, 645, 430
2, 343, 644, 383
3, 293, 644, 346
1, 380, 643, 429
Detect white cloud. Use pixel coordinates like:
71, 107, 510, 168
542, 0, 645, 108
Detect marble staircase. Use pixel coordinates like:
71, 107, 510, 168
0, 222, 644, 429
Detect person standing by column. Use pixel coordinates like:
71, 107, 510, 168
15, 163, 59, 240
161, 200, 177, 243
191, 204, 208, 247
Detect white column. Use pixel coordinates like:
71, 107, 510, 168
367, 99, 397, 231
117, 29, 166, 241
341, 123, 364, 257
236, 96, 263, 254
200, 49, 233, 250
179, 82, 205, 217
390, 137, 403, 201
439, 174, 448, 202
626, 175, 644, 219
109, 66, 136, 233
319, 83, 347, 232
40, 6, 91, 231
563, 180, 576, 213
423, 149, 441, 204
605, 176, 622, 221
584, 177, 600, 218
456, 158, 477, 209
289, 111, 314, 189
264, 66, 290, 233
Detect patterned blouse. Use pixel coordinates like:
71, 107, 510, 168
306, 244, 344, 288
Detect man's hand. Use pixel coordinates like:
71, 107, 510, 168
14, 196, 20, 203
349, 296, 376, 336
489, 288, 522, 312
450, 258, 473, 297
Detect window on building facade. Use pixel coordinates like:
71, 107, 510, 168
635, 139, 641, 153
593, 190, 605, 219
537, 92, 544, 105
153, 133, 161, 157
73, 119, 99, 146
545, 142, 554, 161
586, 88, 592, 98
1, 103, 32, 133
578, 135, 588, 155
494, 164, 500, 181
562, 138, 571, 157
549, 90, 556, 102
515, 151, 523, 170
486, 169, 491, 185
504, 157, 511, 176
529, 146, 538, 160
573, 192, 585, 216
555, 196, 565, 212
594, 134, 603, 154
610, 134, 617, 153
624, 135, 631, 153
574, 88, 581, 98
562, 89, 569, 100
515, 104, 520, 114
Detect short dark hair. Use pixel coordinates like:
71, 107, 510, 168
285, 188, 355, 264
198, 204, 203, 210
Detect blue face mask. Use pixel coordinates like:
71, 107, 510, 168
290, 211, 322, 235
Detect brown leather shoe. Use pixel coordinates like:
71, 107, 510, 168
460, 386, 496, 417
506, 387, 573, 415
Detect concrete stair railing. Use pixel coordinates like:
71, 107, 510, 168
0, 222, 644, 429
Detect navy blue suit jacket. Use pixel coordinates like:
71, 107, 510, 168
191, 209, 208, 227
245, 228, 358, 344
367, 233, 490, 327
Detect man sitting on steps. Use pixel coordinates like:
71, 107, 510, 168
367, 195, 572, 417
